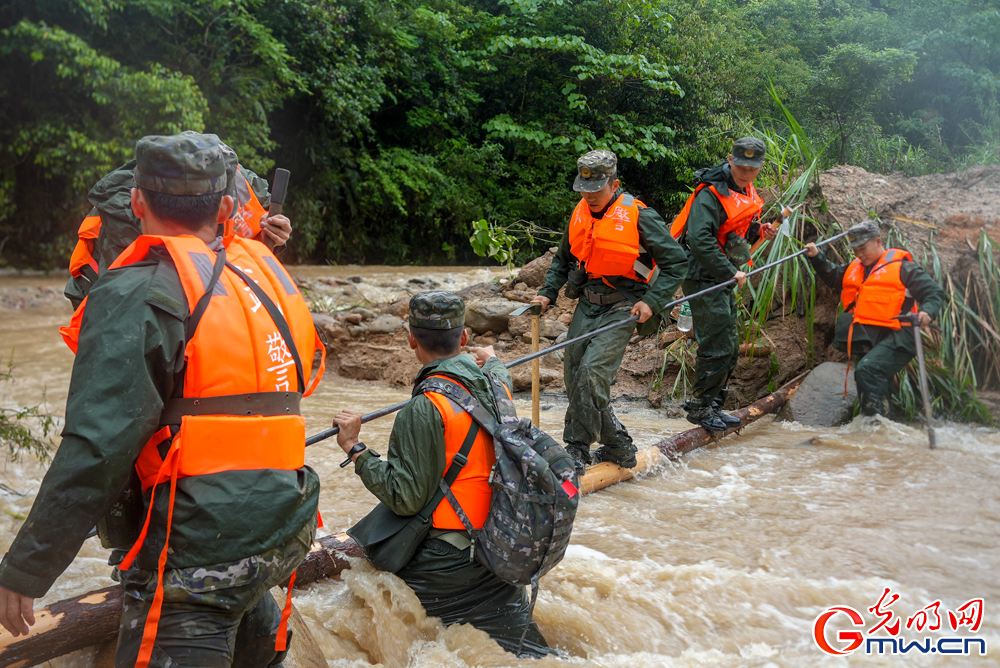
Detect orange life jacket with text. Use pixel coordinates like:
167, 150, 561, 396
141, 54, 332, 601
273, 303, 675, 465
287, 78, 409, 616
670, 182, 763, 248
423, 375, 511, 530
840, 247, 917, 394
79, 234, 323, 668
568, 193, 655, 283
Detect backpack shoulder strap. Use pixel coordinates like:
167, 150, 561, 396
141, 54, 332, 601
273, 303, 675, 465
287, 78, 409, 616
416, 377, 501, 436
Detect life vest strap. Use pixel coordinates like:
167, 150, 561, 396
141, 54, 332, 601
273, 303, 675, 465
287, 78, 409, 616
159, 391, 302, 426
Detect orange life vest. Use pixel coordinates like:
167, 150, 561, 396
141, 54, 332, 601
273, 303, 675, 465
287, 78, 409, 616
68, 209, 102, 279
423, 375, 510, 530
568, 194, 655, 282
841, 248, 917, 329
670, 182, 763, 247
79, 234, 322, 668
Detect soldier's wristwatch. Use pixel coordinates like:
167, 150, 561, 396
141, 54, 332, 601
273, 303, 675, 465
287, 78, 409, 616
340, 442, 367, 468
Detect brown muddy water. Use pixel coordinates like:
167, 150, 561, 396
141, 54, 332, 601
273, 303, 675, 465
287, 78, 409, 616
1, 267, 999, 667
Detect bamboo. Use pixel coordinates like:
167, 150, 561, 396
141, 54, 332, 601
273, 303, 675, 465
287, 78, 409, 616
531, 313, 540, 427
1, 377, 804, 666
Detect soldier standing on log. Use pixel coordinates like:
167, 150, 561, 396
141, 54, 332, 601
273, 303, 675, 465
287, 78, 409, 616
805, 220, 945, 416
0, 133, 323, 668
532, 150, 688, 476
670, 137, 777, 432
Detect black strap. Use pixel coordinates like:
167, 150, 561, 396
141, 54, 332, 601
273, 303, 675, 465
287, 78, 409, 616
605, 275, 642, 306
225, 261, 305, 392
584, 288, 627, 305
159, 391, 301, 426
185, 247, 226, 342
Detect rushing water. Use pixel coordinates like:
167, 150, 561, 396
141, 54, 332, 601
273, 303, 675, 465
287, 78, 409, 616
1, 267, 998, 668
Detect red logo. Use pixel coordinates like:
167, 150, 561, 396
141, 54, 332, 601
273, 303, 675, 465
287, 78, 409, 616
814, 589, 986, 657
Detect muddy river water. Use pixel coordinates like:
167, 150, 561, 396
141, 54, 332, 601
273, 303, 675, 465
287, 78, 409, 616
1, 267, 998, 667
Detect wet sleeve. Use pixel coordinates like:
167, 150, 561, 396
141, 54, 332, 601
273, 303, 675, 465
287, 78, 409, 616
0, 266, 185, 598
355, 395, 447, 516
536, 226, 573, 303
805, 250, 847, 292
686, 189, 737, 282
636, 206, 688, 313
901, 261, 946, 321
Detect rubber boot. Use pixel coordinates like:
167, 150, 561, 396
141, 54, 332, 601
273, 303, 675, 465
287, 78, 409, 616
713, 409, 742, 427
593, 442, 638, 468
686, 406, 728, 432
565, 442, 591, 478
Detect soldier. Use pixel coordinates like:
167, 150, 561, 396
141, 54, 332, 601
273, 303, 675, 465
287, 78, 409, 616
805, 221, 945, 416
670, 137, 777, 431
64, 132, 291, 310
332, 292, 553, 657
0, 133, 323, 668
532, 150, 688, 476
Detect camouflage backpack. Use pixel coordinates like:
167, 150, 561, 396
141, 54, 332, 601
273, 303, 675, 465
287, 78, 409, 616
415, 375, 580, 589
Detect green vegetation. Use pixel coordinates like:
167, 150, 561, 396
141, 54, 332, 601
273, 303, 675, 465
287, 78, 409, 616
1, 0, 997, 268
1, 356, 56, 463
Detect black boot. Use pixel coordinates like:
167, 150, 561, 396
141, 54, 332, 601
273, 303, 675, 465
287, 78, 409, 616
686, 406, 728, 432
565, 442, 592, 478
714, 409, 742, 427
593, 442, 638, 469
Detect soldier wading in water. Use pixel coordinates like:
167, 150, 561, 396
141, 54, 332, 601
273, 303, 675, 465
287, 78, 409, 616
533, 150, 688, 476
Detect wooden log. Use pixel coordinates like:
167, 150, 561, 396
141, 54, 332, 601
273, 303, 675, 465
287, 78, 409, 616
1, 376, 803, 666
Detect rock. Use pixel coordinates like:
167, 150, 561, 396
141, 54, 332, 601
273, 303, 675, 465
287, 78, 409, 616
776, 361, 857, 427
368, 314, 403, 334
514, 282, 528, 291
516, 250, 556, 287
343, 313, 363, 325
465, 298, 521, 334
557, 312, 573, 326
539, 319, 568, 339
347, 325, 368, 337
354, 307, 375, 320
349, 276, 363, 283
311, 312, 336, 330
555, 331, 568, 344
408, 277, 429, 285
508, 314, 530, 337
659, 328, 684, 348
478, 336, 496, 346
456, 281, 502, 300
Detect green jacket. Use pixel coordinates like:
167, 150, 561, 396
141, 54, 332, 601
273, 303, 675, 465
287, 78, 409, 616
0, 246, 319, 598
353, 354, 511, 516
807, 249, 946, 353
679, 162, 764, 284
64, 161, 271, 309
537, 189, 689, 319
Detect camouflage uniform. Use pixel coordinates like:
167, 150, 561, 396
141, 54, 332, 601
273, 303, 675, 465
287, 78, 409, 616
0, 135, 319, 668
350, 293, 552, 657
807, 222, 946, 416
679, 138, 767, 429
537, 151, 688, 472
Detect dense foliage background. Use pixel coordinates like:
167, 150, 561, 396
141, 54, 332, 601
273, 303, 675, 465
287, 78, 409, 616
1, 0, 997, 267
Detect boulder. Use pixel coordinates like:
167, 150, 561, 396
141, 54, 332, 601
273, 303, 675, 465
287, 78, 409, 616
465, 298, 521, 334
516, 249, 557, 287
540, 319, 568, 339
776, 361, 857, 427
368, 314, 403, 334
456, 281, 502, 300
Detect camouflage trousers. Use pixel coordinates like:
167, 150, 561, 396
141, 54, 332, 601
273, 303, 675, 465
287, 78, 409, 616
114, 522, 315, 668
685, 279, 739, 409
562, 301, 635, 452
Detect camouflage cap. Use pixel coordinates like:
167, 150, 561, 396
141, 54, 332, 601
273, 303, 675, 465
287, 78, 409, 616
134, 133, 228, 195
731, 137, 766, 168
180, 130, 239, 201
409, 291, 465, 330
573, 149, 618, 193
846, 220, 881, 248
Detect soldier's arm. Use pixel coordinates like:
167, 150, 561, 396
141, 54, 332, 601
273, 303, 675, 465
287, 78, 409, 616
240, 166, 272, 209
0, 264, 185, 598
636, 206, 688, 313
685, 189, 738, 282
901, 261, 946, 321
536, 229, 573, 303
354, 396, 447, 516
482, 356, 514, 391
806, 250, 847, 291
